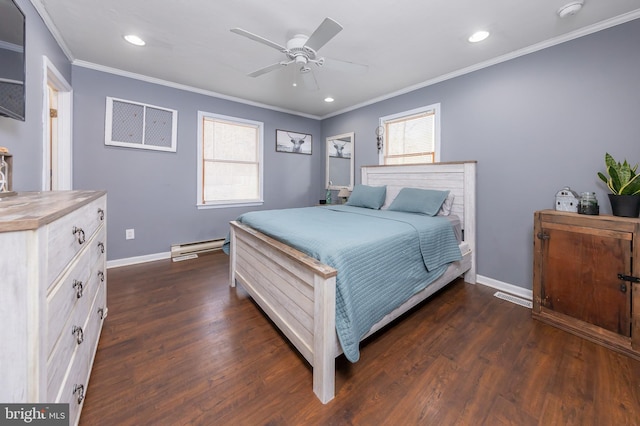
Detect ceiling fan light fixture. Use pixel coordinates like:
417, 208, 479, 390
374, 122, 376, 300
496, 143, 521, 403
468, 30, 490, 43
124, 34, 146, 46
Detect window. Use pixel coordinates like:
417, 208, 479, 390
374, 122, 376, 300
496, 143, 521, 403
379, 103, 440, 165
197, 111, 263, 208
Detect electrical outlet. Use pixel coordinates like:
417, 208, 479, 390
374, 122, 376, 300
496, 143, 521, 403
125, 229, 135, 240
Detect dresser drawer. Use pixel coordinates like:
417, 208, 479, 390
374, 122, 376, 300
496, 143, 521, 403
87, 280, 107, 366
47, 226, 106, 357
55, 282, 106, 426
46, 196, 106, 286
57, 343, 89, 426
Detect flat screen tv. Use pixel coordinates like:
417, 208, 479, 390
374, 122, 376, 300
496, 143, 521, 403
0, 0, 25, 121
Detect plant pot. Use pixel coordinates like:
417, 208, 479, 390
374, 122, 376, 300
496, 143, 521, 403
608, 194, 640, 218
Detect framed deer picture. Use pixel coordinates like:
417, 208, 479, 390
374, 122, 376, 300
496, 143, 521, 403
276, 129, 312, 155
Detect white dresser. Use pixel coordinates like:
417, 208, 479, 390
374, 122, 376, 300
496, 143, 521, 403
0, 191, 107, 426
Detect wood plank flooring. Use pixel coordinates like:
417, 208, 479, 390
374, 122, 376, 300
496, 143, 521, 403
80, 252, 640, 425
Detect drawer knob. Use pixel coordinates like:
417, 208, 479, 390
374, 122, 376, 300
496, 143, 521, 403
98, 270, 105, 282
98, 208, 105, 221
72, 325, 84, 345
73, 384, 85, 404
73, 280, 84, 298
72, 226, 86, 245
98, 307, 106, 320
98, 241, 105, 254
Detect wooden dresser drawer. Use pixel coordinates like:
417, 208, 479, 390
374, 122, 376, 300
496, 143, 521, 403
47, 226, 106, 357
46, 196, 106, 286
87, 280, 107, 366
50, 275, 106, 402
55, 282, 106, 426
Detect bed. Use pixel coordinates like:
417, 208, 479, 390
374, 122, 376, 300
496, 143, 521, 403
228, 161, 476, 403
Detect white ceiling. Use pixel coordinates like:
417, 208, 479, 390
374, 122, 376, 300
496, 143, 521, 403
32, 0, 640, 119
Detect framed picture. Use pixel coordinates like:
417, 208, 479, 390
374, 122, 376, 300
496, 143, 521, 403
276, 129, 312, 155
328, 136, 352, 159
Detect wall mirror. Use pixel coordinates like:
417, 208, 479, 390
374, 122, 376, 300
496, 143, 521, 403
326, 132, 354, 190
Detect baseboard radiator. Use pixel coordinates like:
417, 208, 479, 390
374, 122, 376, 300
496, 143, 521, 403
170, 238, 225, 261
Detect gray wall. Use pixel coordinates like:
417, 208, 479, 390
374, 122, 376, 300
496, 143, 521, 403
72, 67, 322, 260
322, 19, 640, 291
0, 0, 71, 190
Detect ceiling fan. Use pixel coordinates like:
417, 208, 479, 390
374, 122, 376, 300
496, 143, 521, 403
231, 18, 367, 89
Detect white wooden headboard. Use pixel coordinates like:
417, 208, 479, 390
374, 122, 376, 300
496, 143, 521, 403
361, 161, 477, 279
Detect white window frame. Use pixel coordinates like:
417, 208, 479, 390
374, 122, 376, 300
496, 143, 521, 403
105, 97, 178, 152
378, 103, 441, 165
196, 111, 264, 209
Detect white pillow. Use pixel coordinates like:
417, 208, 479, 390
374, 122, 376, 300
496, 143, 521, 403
381, 188, 400, 210
437, 192, 455, 216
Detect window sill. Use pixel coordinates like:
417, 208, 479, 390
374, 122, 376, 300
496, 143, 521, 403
197, 201, 264, 210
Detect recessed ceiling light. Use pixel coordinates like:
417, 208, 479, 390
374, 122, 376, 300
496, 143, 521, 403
468, 30, 490, 43
124, 34, 146, 46
324, 97, 334, 103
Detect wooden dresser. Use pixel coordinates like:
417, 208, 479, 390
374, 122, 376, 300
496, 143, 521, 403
533, 210, 640, 360
0, 191, 107, 425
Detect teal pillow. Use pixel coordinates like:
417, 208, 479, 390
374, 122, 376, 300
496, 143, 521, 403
388, 188, 450, 216
346, 184, 387, 209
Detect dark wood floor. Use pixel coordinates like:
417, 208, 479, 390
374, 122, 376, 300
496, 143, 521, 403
80, 252, 640, 425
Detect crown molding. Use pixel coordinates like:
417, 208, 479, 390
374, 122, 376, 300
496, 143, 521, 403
28, 0, 75, 61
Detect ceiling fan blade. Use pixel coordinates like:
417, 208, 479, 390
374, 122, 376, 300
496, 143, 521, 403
304, 18, 343, 52
230, 28, 287, 52
323, 57, 369, 75
248, 62, 287, 77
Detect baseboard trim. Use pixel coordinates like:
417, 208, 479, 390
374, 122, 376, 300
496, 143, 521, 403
107, 251, 171, 269
476, 274, 532, 301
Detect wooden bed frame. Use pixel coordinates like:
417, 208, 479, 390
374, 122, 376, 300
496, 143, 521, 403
229, 161, 477, 403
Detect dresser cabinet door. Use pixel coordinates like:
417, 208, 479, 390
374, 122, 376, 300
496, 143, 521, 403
539, 223, 632, 337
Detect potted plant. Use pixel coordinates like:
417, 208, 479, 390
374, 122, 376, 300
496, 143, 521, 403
597, 153, 640, 217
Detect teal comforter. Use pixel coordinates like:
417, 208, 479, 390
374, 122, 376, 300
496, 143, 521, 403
227, 205, 462, 362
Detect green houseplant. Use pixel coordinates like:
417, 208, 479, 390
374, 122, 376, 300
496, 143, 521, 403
597, 153, 640, 217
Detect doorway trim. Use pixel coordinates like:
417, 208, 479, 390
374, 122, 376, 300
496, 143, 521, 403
42, 56, 73, 190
